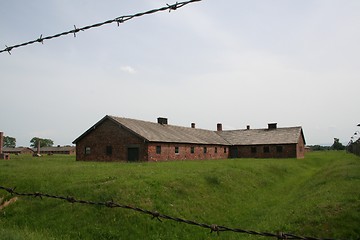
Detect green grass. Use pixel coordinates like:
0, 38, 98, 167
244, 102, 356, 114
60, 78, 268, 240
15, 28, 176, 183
0, 151, 359, 240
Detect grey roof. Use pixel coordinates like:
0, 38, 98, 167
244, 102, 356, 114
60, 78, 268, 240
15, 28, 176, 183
2, 147, 34, 153
73, 115, 305, 146
32, 146, 76, 152
109, 116, 229, 145
217, 127, 304, 145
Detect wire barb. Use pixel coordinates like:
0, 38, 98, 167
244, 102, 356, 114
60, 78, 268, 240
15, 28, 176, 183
167, 2, 179, 12
0, 0, 202, 55
34, 192, 43, 199
210, 224, 220, 235
5, 45, 12, 55
37, 34, 43, 44
277, 232, 287, 239
151, 211, 162, 222
73, 25, 79, 38
66, 196, 77, 203
105, 200, 117, 208
115, 17, 124, 26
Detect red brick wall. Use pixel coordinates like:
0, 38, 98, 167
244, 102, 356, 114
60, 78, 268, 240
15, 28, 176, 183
75, 118, 305, 161
76, 119, 146, 162
296, 133, 305, 159
235, 144, 298, 158
147, 143, 229, 161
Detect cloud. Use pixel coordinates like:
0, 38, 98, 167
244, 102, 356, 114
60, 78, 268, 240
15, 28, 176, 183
120, 66, 136, 74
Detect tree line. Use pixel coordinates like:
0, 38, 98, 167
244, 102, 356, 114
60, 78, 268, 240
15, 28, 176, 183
2, 136, 54, 148
307, 138, 345, 151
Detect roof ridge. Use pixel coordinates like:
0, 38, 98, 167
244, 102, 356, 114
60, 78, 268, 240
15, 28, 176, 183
108, 115, 229, 145
74, 115, 304, 146
109, 115, 214, 132
221, 126, 302, 132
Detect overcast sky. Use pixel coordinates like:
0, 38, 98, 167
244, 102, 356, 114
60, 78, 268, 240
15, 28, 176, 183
1, 0, 359, 147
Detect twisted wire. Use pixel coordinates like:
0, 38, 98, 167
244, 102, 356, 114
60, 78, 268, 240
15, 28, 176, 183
0, 186, 338, 240
0, 0, 201, 54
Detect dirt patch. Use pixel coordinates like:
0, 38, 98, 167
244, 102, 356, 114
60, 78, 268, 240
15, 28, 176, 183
0, 196, 18, 210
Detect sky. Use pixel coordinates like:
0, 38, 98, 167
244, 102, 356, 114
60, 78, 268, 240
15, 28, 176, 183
1, 0, 359, 147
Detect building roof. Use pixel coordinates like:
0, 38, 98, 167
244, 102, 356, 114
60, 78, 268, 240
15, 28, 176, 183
217, 127, 305, 145
32, 146, 76, 152
73, 115, 305, 146
2, 147, 34, 153
108, 115, 229, 145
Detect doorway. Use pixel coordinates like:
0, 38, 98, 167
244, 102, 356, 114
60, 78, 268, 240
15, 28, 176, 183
127, 147, 139, 162
230, 147, 239, 158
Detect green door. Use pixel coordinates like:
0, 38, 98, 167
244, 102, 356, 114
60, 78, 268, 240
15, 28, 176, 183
127, 147, 139, 162
230, 147, 239, 158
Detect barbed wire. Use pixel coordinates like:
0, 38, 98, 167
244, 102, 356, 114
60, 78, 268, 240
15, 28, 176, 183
0, 0, 201, 55
0, 186, 337, 240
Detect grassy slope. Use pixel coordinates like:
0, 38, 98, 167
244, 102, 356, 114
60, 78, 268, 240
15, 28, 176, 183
0, 151, 359, 240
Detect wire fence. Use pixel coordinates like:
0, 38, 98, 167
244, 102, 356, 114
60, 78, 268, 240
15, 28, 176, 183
0, 2, 350, 237
0, 185, 338, 240
0, 0, 201, 55
347, 139, 360, 156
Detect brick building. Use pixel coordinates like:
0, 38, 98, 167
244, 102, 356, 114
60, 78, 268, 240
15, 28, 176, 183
3, 147, 34, 155
218, 123, 306, 159
31, 146, 76, 155
73, 115, 306, 162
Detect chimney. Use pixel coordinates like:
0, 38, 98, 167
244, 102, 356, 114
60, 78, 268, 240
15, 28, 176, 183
217, 123, 223, 131
246, 125, 250, 130
191, 123, 196, 128
0, 132, 3, 154
268, 123, 277, 130
37, 140, 41, 154
157, 117, 168, 125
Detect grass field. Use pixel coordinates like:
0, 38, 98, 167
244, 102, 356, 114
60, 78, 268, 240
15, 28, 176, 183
0, 151, 359, 240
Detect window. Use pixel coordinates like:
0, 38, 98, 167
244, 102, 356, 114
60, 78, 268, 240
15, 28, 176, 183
85, 147, 91, 155
191, 146, 195, 154
175, 146, 179, 154
156, 146, 161, 154
203, 147, 207, 154
215, 147, 218, 153
106, 146, 112, 155
224, 147, 227, 153
276, 146, 283, 153
251, 147, 257, 153
264, 146, 270, 153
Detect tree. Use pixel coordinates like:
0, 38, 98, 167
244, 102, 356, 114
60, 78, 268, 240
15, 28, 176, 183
30, 137, 54, 148
331, 138, 345, 150
308, 145, 330, 151
3, 136, 16, 148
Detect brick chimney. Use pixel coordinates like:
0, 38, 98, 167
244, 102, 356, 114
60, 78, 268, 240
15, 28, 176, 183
217, 123, 223, 131
268, 123, 277, 130
37, 140, 41, 154
0, 132, 3, 154
191, 123, 196, 128
157, 117, 168, 125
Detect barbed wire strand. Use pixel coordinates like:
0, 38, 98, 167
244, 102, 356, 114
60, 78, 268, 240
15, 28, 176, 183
0, 186, 337, 240
0, 0, 201, 55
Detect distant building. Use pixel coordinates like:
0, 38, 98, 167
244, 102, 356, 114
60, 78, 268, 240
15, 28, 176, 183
3, 147, 34, 155
73, 115, 306, 162
32, 146, 76, 155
